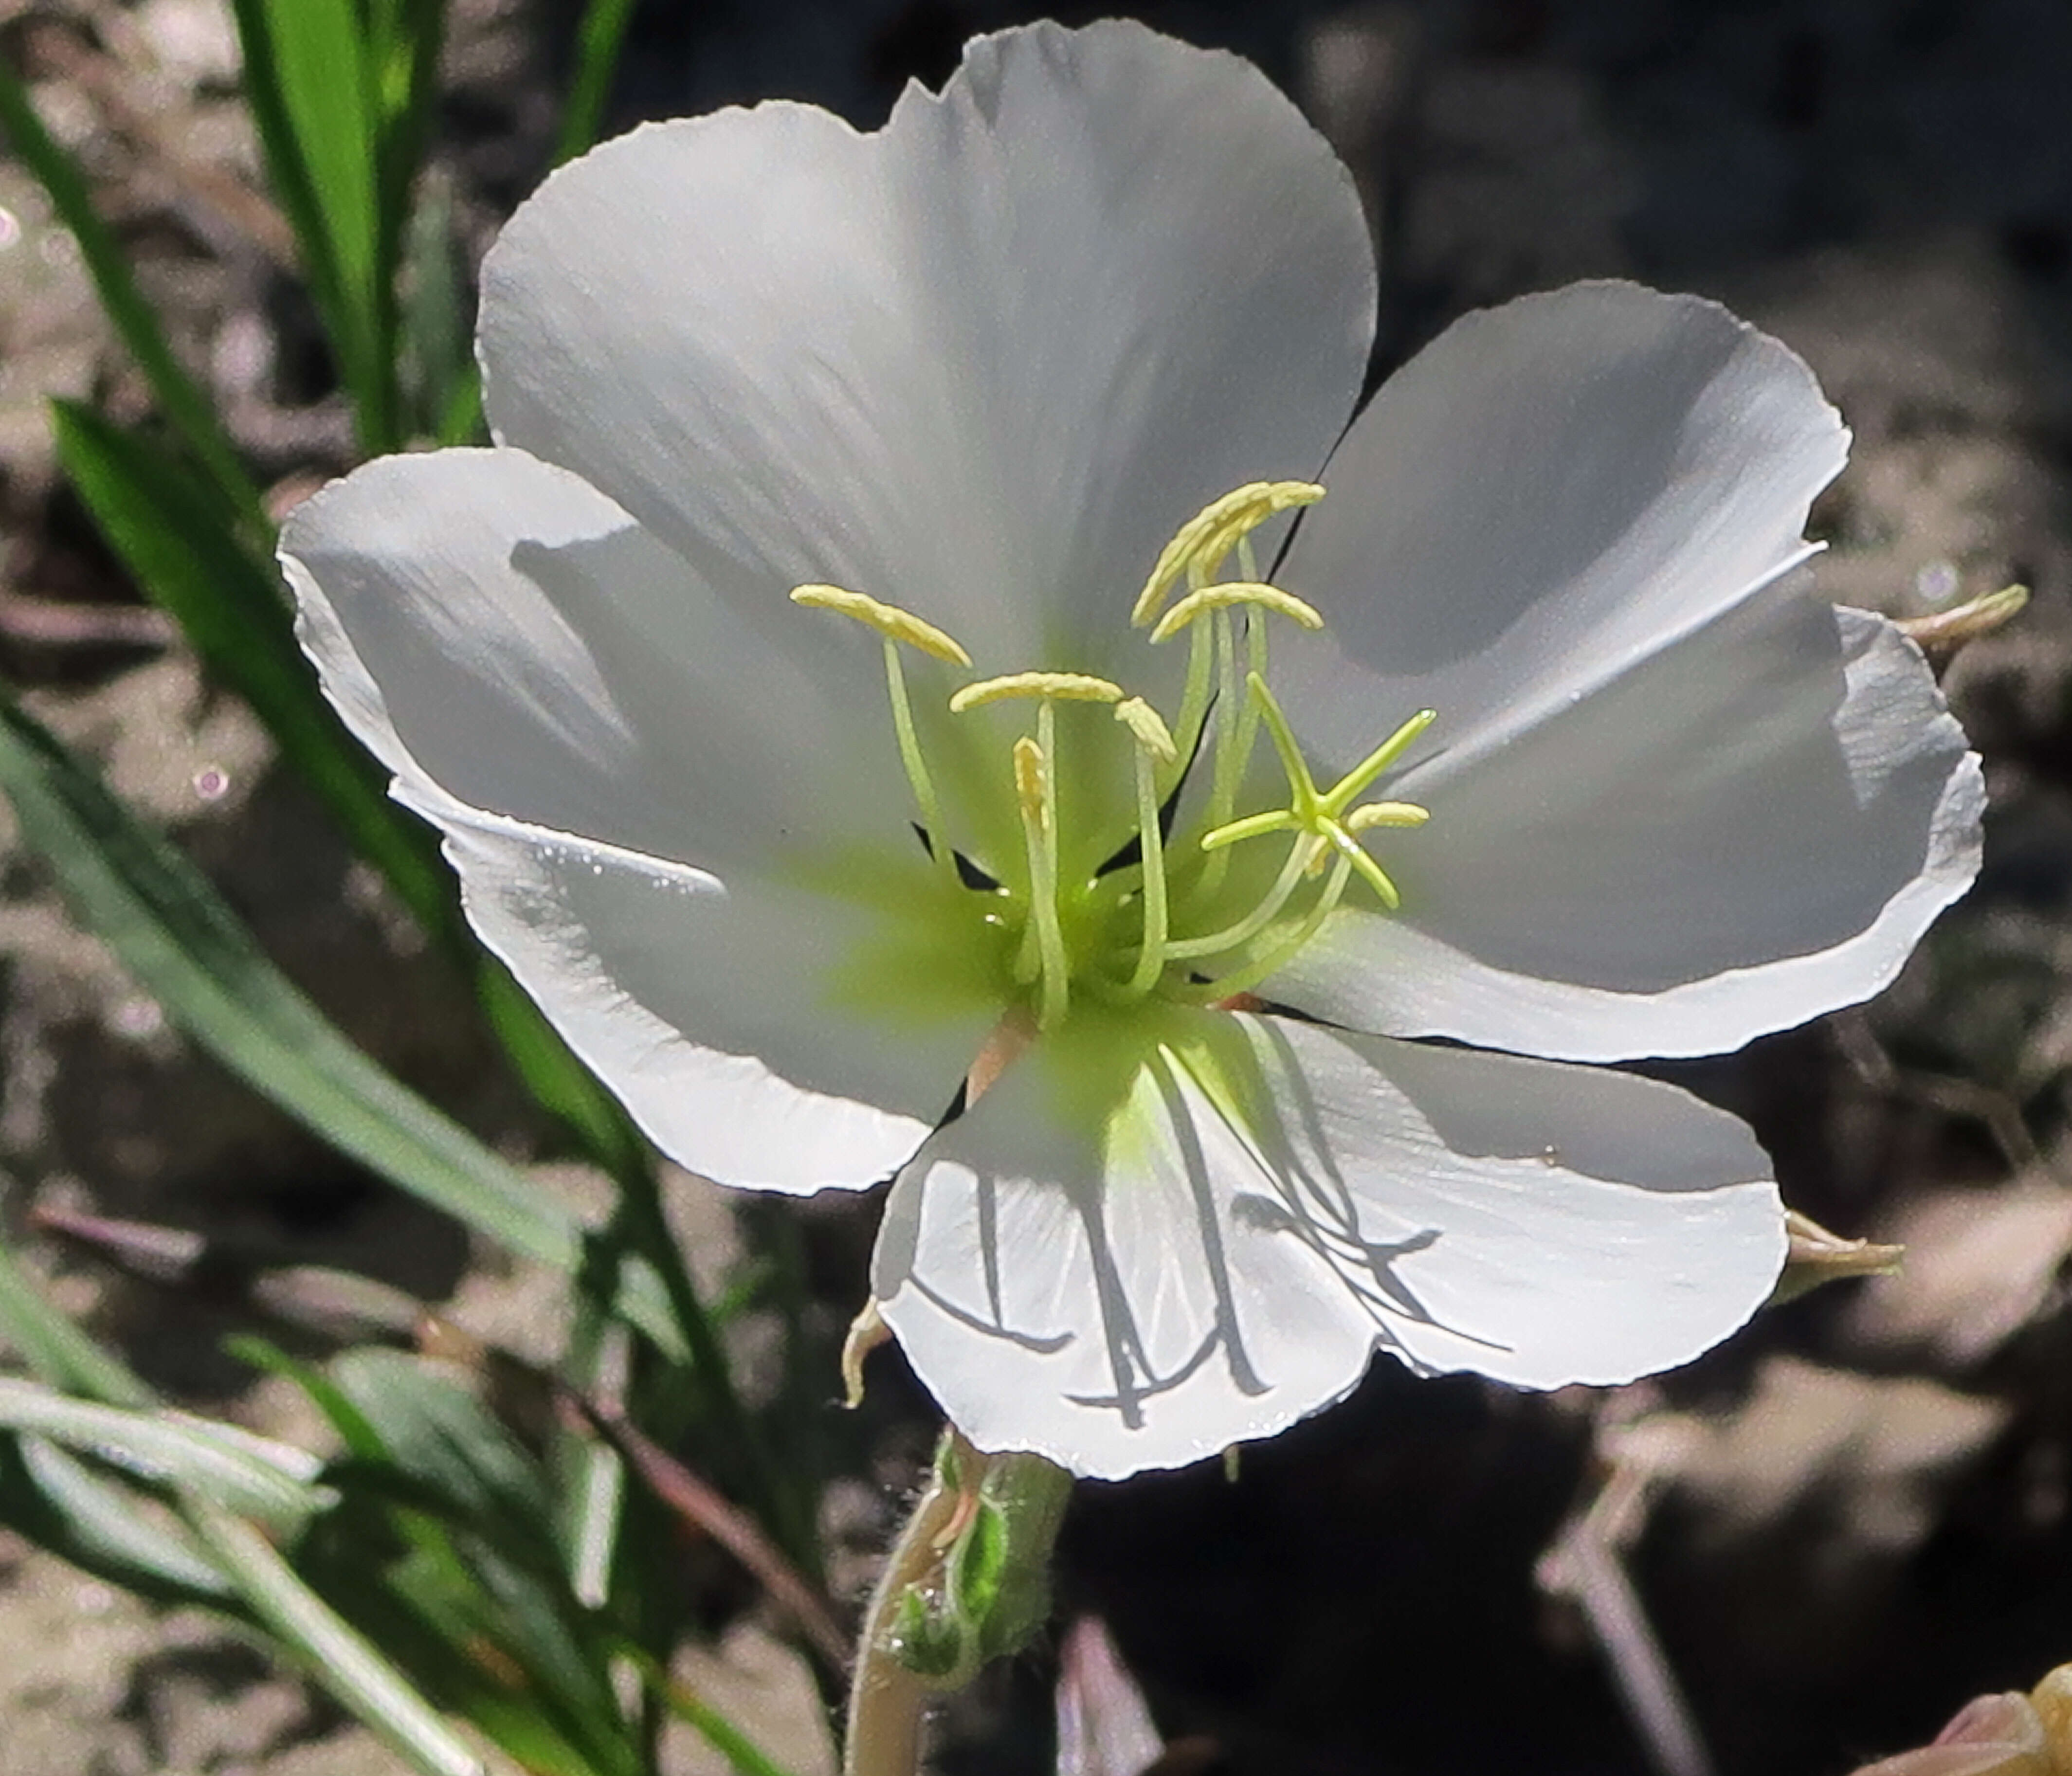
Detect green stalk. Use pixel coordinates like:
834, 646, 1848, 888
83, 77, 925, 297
555, 0, 640, 165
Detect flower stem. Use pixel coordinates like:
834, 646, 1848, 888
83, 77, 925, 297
844, 1430, 1074, 1776
844, 1479, 956, 1776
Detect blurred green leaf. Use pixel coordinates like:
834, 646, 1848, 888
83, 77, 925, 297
258, 0, 382, 296
0, 1225, 236, 1601
189, 1493, 498, 1776
330, 1349, 563, 1556
51, 401, 455, 928
0, 1435, 237, 1608
0, 1226, 489, 1776
656, 1681, 806, 1776
0, 65, 264, 531
0, 699, 683, 1357
0, 1218, 151, 1409
437, 365, 487, 446
297, 1350, 645, 1776
397, 171, 471, 440
557, 0, 640, 165
368, 0, 449, 414
233, 1334, 395, 1464
0, 1376, 328, 1531
228, 0, 388, 444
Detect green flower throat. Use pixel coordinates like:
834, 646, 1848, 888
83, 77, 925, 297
793, 482, 1435, 1037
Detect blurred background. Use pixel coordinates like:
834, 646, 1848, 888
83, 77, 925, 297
5, 1, 2072, 1772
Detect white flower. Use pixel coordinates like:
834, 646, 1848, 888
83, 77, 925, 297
280, 21, 1984, 1479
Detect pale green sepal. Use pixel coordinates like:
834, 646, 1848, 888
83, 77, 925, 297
882, 1432, 1074, 1690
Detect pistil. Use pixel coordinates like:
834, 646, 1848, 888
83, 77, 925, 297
1012, 729, 1069, 1031
791, 583, 974, 890
1113, 698, 1177, 999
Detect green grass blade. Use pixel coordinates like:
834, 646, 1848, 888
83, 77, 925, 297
0, 699, 682, 1357
436, 365, 486, 445
555, 0, 639, 165
227, 0, 390, 446
371, 0, 451, 406
188, 1496, 498, 1776
0, 1223, 151, 1408
621, 1647, 806, 1776
0, 1436, 238, 1606
51, 401, 456, 929
0, 1377, 328, 1530
0, 1216, 492, 1772
671, 1691, 805, 1776
396, 172, 471, 440
0, 65, 264, 531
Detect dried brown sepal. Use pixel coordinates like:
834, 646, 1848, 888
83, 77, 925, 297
1770, 1208, 1905, 1306
1896, 584, 2030, 657
841, 1297, 892, 1410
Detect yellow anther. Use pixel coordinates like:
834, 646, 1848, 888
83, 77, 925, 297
1132, 481, 1325, 626
1148, 580, 1325, 645
1012, 736, 1049, 828
1114, 697, 1177, 764
1345, 800, 1430, 833
789, 584, 972, 666
950, 671, 1125, 713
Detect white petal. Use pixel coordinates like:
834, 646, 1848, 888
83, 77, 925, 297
1268, 597, 1985, 1060
1276, 281, 1849, 776
478, 20, 1374, 673
425, 794, 995, 1195
873, 1012, 1781, 1478
284, 449, 993, 1194
1239, 1022, 1786, 1388
282, 447, 910, 872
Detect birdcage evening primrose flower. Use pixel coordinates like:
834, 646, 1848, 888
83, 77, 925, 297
280, 21, 1984, 1480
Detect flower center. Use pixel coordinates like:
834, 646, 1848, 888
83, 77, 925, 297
791, 482, 1435, 1034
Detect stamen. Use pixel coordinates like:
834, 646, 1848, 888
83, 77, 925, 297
790, 584, 971, 666
1147, 581, 1324, 645
950, 671, 1124, 713
1118, 711, 1172, 998
1113, 697, 1177, 764
1013, 733, 1069, 1031
1166, 615, 1218, 786
882, 639, 957, 888
1013, 735, 1048, 827
1132, 481, 1325, 627
1191, 613, 1245, 901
